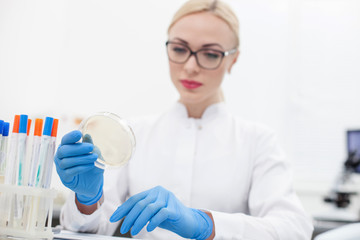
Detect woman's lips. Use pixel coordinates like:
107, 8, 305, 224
180, 80, 203, 89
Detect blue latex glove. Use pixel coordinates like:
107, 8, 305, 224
109, 186, 213, 239
54, 130, 104, 205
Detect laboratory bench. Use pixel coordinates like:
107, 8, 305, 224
51, 204, 358, 239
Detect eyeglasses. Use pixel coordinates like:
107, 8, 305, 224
166, 41, 237, 70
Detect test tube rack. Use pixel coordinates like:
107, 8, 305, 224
0, 184, 57, 239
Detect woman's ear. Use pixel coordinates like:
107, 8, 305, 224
227, 50, 240, 74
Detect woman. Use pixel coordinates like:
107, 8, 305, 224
56, 0, 313, 239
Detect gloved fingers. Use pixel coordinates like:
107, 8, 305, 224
120, 193, 158, 235
92, 145, 104, 161
81, 135, 105, 162
130, 190, 167, 235
55, 166, 76, 186
59, 163, 97, 180
147, 208, 170, 232
164, 194, 180, 221
61, 130, 82, 145
82, 133, 93, 144
56, 153, 98, 170
56, 143, 94, 159
109, 190, 150, 223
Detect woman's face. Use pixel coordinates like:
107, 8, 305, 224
168, 11, 239, 106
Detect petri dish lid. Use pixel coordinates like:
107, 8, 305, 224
79, 112, 136, 169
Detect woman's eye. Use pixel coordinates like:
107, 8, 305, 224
204, 51, 221, 60
173, 47, 187, 54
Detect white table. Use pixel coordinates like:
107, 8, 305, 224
54, 230, 140, 240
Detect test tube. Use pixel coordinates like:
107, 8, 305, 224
23, 118, 32, 186
0, 120, 4, 183
23, 119, 43, 230
3, 115, 19, 227
0, 121, 8, 226
4, 115, 20, 185
31, 117, 53, 229
42, 119, 58, 189
28, 119, 43, 186
35, 117, 53, 188
0, 120, 3, 148
0, 120, 3, 171
16, 115, 28, 186
13, 115, 28, 223
3, 116, 19, 225
0, 122, 10, 184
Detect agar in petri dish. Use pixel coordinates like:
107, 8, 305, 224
79, 112, 136, 169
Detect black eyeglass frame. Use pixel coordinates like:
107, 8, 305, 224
166, 41, 237, 70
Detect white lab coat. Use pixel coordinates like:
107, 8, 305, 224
60, 102, 314, 239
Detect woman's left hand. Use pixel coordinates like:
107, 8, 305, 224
110, 185, 213, 239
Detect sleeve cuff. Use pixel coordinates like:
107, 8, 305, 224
210, 210, 245, 239
60, 192, 104, 233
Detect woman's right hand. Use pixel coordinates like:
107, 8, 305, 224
54, 130, 104, 205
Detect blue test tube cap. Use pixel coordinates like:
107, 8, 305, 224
0, 120, 3, 135
43, 117, 54, 136
19, 115, 28, 134
3, 122, 10, 136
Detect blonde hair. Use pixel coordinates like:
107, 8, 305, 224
168, 0, 240, 47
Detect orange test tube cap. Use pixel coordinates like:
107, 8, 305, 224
51, 119, 59, 137
27, 119, 32, 136
34, 118, 43, 136
12, 115, 20, 133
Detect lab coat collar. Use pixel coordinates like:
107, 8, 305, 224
173, 101, 228, 123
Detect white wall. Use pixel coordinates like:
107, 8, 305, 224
1, 0, 360, 216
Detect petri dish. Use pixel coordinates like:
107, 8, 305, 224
79, 112, 136, 169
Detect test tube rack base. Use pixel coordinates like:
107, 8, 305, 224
0, 184, 57, 239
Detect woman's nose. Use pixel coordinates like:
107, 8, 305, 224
183, 54, 200, 75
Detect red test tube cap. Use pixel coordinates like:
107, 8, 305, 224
51, 119, 59, 137
34, 118, 43, 137
12, 115, 20, 133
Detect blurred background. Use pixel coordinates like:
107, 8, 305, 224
1, 0, 360, 238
